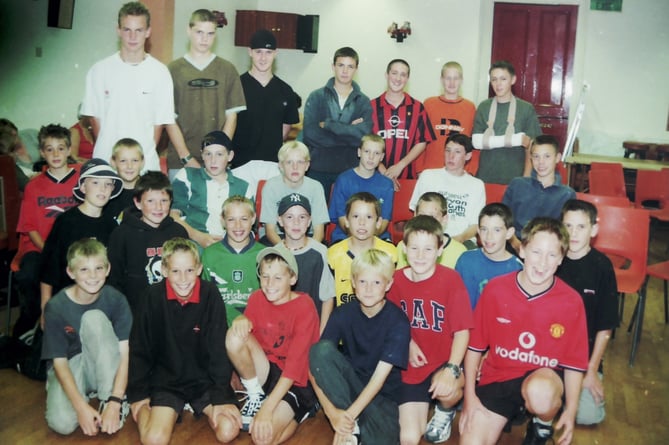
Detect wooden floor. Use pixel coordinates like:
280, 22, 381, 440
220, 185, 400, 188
1, 226, 668, 444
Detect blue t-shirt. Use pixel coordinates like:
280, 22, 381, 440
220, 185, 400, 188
321, 300, 410, 402
454, 249, 523, 309
328, 168, 394, 242
502, 172, 575, 233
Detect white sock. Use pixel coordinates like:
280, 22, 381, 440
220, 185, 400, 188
240, 377, 265, 396
533, 417, 553, 437
533, 416, 552, 426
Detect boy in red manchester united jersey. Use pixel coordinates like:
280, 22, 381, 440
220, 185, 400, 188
459, 218, 588, 445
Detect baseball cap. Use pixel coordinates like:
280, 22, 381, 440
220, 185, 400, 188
256, 245, 298, 279
250, 29, 277, 50
73, 158, 123, 201
278, 193, 311, 216
201, 130, 234, 151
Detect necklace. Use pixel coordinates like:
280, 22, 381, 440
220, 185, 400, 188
283, 239, 307, 251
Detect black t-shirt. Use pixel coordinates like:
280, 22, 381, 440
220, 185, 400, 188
232, 73, 299, 167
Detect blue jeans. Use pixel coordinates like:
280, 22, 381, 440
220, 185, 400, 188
309, 340, 400, 445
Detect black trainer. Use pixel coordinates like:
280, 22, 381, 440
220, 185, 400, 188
522, 418, 554, 445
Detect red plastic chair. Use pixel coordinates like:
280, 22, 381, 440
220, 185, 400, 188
634, 168, 669, 224
254, 180, 266, 240
592, 205, 649, 365
646, 261, 669, 325
588, 163, 627, 198
159, 156, 168, 175
484, 183, 508, 204
575, 192, 632, 208
575, 192, 632, 269
388, 179, 416, 245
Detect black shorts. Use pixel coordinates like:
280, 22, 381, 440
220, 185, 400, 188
263, 361, 318, 423
151, 389, 213, 417
398, 368, 442, 404
476, 369, 564, 420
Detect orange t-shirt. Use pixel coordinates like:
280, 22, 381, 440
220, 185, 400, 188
420, 96, 476, 174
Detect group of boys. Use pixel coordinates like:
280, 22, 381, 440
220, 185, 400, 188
23, 120, 317, 444
11, 3, 620, 445
20, 122, 616, 445
20, 69, 613, 445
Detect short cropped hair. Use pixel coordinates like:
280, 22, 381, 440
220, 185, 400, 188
386, 58, 410, 76
441, 61, 463, 78
416, 192, 448, 216
67, 238, 108, 269
162, 237, 200, 267
532, 134, 560, 154
118, 1, 150, 27
189, 9, 216, 26
560, 199, 597, 225
345, 192, 381, 219
38, 124, 71, 149
520, 217, 569, 255
360, 134, 384, 147
277, 140, 310, 162
222, 195, 255, 218
133, 171, 172, 201
489, 60, 515, 76
351, 248, 394, 282
479, 203, 514, 228
111, 138, 144, 159
333, 47, 359, 67
446, 133, 473, 153
403, 215, 444, 248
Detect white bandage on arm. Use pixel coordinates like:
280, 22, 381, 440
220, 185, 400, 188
472, 132, 525, 150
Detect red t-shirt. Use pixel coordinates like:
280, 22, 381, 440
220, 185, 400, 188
469, 272, 589, 385
387, 265, 473, 384
244, 290, 319, 387
16, 169, 79, 254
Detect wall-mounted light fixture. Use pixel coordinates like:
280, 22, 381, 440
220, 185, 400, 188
212, 10, 228, 28
388, 21, 411, 42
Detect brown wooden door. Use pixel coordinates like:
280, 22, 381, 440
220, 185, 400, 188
491, 3, 578, 180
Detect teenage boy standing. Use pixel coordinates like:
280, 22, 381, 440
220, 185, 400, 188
233, 29, 299, 168
165, 9, 246, 178
303, 47, 373, 195
371, 59, 435, 184
82, 1, 174, 172
472, 60, 541, 184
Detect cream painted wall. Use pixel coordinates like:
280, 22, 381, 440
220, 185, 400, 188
1, 0, 667, 156
0, 0, 125, 128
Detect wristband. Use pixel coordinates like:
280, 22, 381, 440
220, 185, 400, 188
180, 154, 194, 165
443, 362, 461, 379
106, 395, 124, 405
